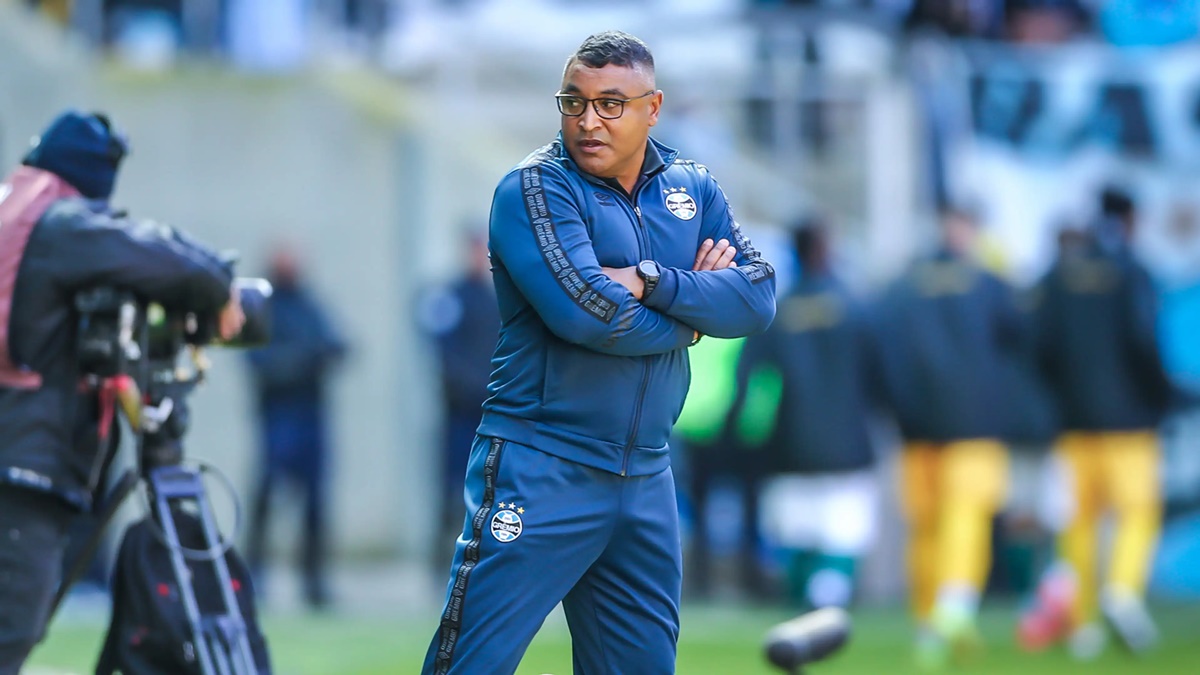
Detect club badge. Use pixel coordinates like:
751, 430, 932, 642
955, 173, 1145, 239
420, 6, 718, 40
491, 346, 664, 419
491, 502, 524, 543
664, 187, 697, 221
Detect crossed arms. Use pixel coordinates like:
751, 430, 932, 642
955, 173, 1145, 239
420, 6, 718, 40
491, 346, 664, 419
488, 165, 775, 357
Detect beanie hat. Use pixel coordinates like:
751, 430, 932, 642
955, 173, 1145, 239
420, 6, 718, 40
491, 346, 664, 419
22, 110, 128, 200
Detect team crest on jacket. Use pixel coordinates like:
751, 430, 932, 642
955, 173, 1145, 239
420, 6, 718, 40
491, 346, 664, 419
664, 188, 697, 220
491, 506, 523, 543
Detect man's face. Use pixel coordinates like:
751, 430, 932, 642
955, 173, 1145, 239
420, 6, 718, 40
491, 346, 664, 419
559, 61, 661, 183
941, 212, 977, 256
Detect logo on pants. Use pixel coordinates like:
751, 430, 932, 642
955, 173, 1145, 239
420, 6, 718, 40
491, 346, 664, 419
491, 508, 523, 543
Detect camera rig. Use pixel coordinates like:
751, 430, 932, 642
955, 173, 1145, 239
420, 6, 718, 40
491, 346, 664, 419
57, 279, 272, 675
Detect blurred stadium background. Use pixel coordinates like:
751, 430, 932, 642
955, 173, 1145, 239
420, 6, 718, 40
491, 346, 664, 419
5, 0, 1200, 673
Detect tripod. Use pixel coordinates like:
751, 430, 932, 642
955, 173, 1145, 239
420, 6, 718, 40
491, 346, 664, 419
145, 461, 259, 675
55, 357, 264, 675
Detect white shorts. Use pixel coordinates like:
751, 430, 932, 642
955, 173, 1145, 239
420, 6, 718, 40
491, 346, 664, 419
758, 471, 879, 556
1006, 450, 1073, 533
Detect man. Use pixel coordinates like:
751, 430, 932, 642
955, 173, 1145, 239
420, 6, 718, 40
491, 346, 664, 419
245, 243, 347, 610
417, 231, 501, 575
0, 110, 243, 673
672, 334, 768, 602
732, 220, 879, 611
423, 31, 776, 674
874, 205, 1022, 667
1025, 187, 1170, 658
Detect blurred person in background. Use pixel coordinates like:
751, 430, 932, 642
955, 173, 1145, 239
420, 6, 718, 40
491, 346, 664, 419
874, 204, 1022, 668
671, 335, 770, 601
337, 0, 392, 56
1021, 186, 1171, 658
731, 218, 880, 611
903, 0, 1006, 38
417, 230, 501, 576
225, 0, 309, 72
101, 0, 185, 67
989, 225, 1063, 611
25, 0, 71, 24
0, 110, 243, 674
245, 243, 348, 611
423, 31, 775, 674
1004, 0, 1092, 44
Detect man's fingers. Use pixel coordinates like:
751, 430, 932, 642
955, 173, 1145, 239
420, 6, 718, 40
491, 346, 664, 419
219, 304, 245, 341
698, 239, 732, 271
693, 239, 714, 270
717, 243, 738, 269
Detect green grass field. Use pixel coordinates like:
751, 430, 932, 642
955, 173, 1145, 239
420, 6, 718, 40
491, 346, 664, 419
28, 602, 1200, 674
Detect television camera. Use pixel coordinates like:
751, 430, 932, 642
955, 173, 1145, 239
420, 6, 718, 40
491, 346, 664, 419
73, 278, 271, 468
59, 277, 273, 675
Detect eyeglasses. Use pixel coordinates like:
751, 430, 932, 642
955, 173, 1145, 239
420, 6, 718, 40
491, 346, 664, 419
555, 91, 655, 120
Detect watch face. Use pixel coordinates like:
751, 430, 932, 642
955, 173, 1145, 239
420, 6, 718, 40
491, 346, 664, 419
639, 261, 659, 279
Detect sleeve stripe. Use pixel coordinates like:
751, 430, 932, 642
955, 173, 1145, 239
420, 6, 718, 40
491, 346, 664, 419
730, 220, 775, 284
520, 166, 619, 324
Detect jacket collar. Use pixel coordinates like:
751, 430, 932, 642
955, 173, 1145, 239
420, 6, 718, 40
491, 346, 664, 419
555, 133, 680, 189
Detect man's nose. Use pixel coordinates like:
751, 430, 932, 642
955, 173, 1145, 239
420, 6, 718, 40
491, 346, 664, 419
578, 104, 603, 131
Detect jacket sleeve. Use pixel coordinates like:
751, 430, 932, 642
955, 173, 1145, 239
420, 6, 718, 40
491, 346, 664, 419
51, 206, 232, 313
640, 171, 776, 338
1124, 261, 1172, 400
489, 165, 696, 357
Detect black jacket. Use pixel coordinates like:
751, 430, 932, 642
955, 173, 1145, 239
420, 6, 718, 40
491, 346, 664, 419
734, 274, 878, 473
0, 197, 232, 509
874, 251, 1023, 442
1033, 243, 1172, 432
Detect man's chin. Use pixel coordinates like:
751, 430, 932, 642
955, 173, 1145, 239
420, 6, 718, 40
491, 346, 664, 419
574, 155, 613, 178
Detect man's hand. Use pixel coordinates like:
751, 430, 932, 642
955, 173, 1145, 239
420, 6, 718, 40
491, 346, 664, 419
687, 238, 738, 347
601, 266, 645, 300
694, 238, 738, 271
217, 286, 246, 341
602, 266, 700, 345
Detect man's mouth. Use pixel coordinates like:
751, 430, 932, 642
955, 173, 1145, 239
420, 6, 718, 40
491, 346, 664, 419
578, 139, 606, 153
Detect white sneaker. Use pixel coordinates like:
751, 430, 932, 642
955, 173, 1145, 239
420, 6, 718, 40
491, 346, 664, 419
1068, 622, 1106, 661
1102, 590, 1159, 654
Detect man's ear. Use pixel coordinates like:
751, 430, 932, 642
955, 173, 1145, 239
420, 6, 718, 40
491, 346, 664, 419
648, 90, 663, 128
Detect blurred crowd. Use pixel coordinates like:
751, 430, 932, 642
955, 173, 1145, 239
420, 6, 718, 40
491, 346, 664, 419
24, 0, 395, 70
21, 0, 1200, 72
750, 0, 1200, 47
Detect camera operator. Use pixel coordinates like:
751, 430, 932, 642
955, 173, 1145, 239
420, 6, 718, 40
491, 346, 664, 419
0, 110, 245, 674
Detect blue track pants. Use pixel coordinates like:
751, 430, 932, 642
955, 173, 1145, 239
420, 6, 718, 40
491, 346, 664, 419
423, 436, 682, 674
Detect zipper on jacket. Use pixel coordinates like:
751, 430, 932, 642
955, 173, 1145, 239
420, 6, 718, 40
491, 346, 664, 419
621, 358, 652, 476
620, 193, 655, 476
608, 190, 651, 260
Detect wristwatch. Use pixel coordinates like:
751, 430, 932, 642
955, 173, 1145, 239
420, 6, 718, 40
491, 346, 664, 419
636, 260, 661, 301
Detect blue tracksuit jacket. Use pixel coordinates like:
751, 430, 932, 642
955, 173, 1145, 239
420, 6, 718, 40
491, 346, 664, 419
425, 136, 775, 675
477, 136, 776, 475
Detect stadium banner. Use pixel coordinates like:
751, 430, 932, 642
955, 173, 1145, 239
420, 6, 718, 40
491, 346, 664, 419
929, 42, 1200, 282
